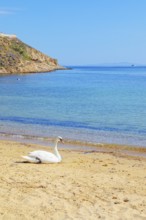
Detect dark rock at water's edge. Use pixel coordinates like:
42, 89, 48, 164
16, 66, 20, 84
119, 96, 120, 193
0, 33, 65, 74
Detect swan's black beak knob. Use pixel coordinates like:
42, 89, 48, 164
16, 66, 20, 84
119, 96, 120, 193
58, 136, 63, 143
60, 139, 63, 143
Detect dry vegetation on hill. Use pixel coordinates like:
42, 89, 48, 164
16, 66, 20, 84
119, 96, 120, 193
0, 35, 64, 74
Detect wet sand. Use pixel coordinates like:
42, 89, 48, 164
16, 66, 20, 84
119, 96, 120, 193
0, 140, 146, 220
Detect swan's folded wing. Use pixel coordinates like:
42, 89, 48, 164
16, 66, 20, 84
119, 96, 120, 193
29, 150, 52, 157
29, 150, 42, 157
29, 150, 58, 162
22, 156, 39, 163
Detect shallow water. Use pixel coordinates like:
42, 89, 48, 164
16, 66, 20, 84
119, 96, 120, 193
0, 66, 146, 147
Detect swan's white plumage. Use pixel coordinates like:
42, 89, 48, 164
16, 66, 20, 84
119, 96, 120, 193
22, 156, 39, 163
22, 136, 62, 163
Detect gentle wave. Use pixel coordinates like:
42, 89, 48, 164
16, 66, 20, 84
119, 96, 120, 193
0, 116, 146, 135
0, 131, 105, 152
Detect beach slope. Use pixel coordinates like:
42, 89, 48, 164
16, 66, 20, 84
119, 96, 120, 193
0, 140, 146, 219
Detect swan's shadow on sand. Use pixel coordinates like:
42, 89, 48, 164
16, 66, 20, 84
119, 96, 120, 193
15, 161, 58, 165
15, 161, 41, 164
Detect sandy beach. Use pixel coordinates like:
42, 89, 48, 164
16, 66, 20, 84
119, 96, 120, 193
0, 140, 146, 220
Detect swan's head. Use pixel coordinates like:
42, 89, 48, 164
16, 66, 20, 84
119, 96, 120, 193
57, 136, 63, 142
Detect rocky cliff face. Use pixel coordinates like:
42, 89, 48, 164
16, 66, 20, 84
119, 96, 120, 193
0, 35, 64, 74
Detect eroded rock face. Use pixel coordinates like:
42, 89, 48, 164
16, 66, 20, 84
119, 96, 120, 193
0, 35, 64, 74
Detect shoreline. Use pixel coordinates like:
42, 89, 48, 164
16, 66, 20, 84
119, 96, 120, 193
0, 66, 67, 75
1, 133, 146, 159
0, 139, 146, 219
0, 120, 146, 149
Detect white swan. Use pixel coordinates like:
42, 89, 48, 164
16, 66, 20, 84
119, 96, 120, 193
22, 136, 63, 163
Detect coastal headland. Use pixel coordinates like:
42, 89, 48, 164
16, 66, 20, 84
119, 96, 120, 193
0, 140, 146, 219
0, 33, 65, 74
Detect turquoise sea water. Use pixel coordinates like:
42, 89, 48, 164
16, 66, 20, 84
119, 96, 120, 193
0, 66, 146, 147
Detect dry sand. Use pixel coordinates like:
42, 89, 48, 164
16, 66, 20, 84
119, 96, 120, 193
0, 140, 146, 220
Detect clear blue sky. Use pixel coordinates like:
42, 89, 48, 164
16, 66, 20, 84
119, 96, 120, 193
1, 0, 146, 65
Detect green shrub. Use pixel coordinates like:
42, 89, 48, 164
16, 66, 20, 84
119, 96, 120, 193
11, 43, 30, 60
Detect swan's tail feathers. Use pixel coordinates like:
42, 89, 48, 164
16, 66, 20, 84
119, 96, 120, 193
22, 156, 39, 163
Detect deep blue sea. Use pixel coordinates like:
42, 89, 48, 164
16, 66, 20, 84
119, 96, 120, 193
0, 66, 146, 147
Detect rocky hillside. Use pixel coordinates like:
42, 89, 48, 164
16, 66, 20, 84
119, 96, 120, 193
0, 34, 64, 74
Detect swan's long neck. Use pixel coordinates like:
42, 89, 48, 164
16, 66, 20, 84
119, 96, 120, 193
54, 140, 61, 160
